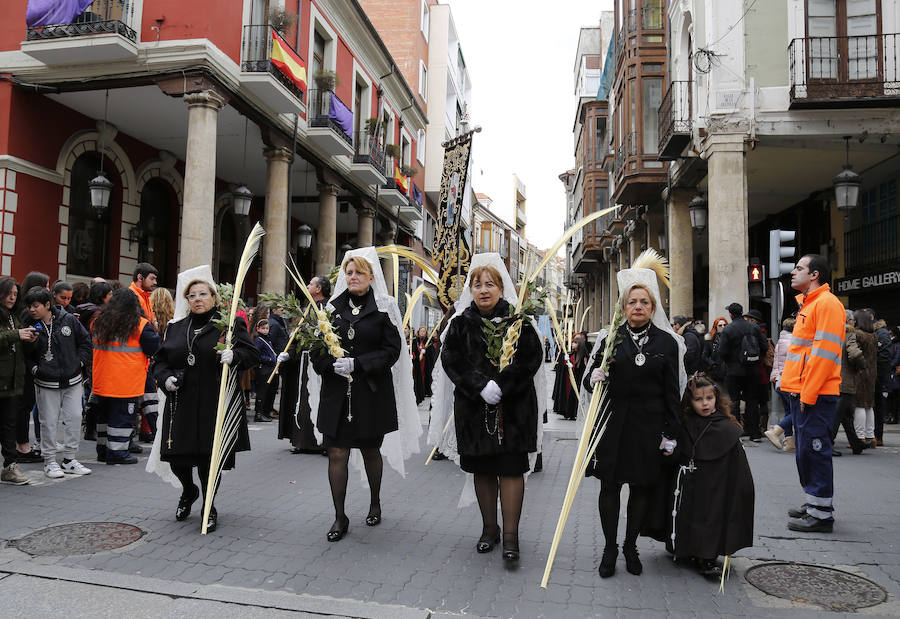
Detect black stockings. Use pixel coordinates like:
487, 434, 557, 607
598, 482, 651, 549
327, 446, 383, 528
171, 461, 212, 505
473, 474, 524, 544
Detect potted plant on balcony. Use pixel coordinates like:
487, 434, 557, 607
268, 8, 297, 35
385, 144, 400, 159
365, 117, 380, 135
313, 70, 339, 92
401, 165, 418, 178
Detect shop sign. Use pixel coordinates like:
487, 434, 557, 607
834, 268, 900, 294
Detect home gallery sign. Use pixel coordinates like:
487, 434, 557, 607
834, 268, 900, 294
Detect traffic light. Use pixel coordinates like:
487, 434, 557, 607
769, 229, 796, 277
748, 261, 766, 298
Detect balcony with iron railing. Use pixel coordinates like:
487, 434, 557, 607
641, 5, 664, 30
380, 155, 411, 208
349, 131, 386, 185
845, 215, 900, 273
22, 0, 138, 63
789, 33, 900, 107
658, 80, 692, 160
307, 89, 354, 156
240, 25, 306, 113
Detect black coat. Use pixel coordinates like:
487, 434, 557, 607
551, 350, 566, 413
25, 306, 92, 389
671, 412, 755, 559
583, 323, 681, 486
153, 308, 259, 467
278, 299, 326, 447
702, 336, 726, 382
718, 317, 767, 378
681, 326, 702, 375
411, 337, 429, 403
563, 353, 587, 419
441, 299, 542, 457
310, 288, 401, 440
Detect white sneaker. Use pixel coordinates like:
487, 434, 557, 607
44, 461, 64, 479
61, 459, 92, 475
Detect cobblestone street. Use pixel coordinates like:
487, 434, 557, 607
1, 365, 898, 617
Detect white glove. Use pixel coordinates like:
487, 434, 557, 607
219, 349, 234, 365
165, 376, 179, 392
277, 352, 290, 363
660, 438, 677, 455
480, 380, 502, 405
333, 357, 354, 377
590, 367, 607, 385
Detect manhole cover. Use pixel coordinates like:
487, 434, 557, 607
9, 522, 145, 556
745, 562, 887, 611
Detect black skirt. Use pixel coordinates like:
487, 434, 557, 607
322, 413, 385, 449
460, 452, 529, 475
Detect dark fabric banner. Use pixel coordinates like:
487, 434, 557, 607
434, 135, 473, 308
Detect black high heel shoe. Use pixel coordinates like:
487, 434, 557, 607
327, 515, 349, 542
622, 544, 642, 575
205, 506, 218, 533
365, 504, 381, 527
598, 544, 618, 578
476, 526, 500, 553
502, 532, 519, 565
175, 485, 200, 521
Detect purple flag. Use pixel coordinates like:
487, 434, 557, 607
27, 0, 95, 27
328, 93, 353, 140
412, 183, 423, 205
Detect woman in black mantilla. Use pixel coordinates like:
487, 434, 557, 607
441, 263, 543, 565
584, 281, 682, 579
310, 256, 401, 542
411, 326, 430, 405
153, 279, 259, 533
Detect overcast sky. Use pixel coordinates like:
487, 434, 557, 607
445, 0, 614, 252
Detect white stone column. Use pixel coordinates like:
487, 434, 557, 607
180, 90, 226, 270
703, 133, 749, 321
261, 146, 293, 295
315, 181, 339, 273
667, 188, 694, 318
356, 201, 376, 248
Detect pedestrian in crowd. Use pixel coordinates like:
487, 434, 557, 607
544, 337, 551, 362
150, 287, 175, 338
91, 289, 159, 465
671, 372, 754, 578
717, 303, 767, 442
252, 318, 277, 423
141, 287, 175, 444
16, 271, 49, 462
310, 254, 404, 543
440, 258, 542, 565
782, 254, 845, 533
128, 263, 157, 324
267, 305, 288, 419
412, 326, 430, 405
765, 317, 796, 452
23, 287, 92, 478
744, 309, 774, 433
830, 310, 866, 456
584, 268, 684, 579
51, 281, 74, 313
278, 274, 329, 455
851, 309, 878, 449
701, 317, 728, 383
562, 334, 587, 421
551, 344, 567, 415
154, 277, 258, 533
128, 263, 160, 451
673, 315, 702, 375
70, 282, 89, 309
0, 277, 36, 485
872, 315, 892, 446
76, 280, 112, 334
888, 326, 900, 425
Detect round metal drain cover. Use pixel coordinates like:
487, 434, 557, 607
745, 562, 887, 611
9, 522, 145, 556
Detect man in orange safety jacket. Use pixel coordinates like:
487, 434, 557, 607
781, 253, 845, 533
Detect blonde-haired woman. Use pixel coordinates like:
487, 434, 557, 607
150, 287, 175, 337
584, 276, 683, 579
153, 278, 259, 532
310, 255, 402, 542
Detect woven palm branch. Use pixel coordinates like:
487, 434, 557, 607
202, 222, 265, 534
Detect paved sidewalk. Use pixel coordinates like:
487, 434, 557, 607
0, 363, 898, 617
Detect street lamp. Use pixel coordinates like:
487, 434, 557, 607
296, 224, 313, 250
689, 194, 708, 232
89, 173, 113, 215
834, 136, 862, 211
232, 184, 253, 216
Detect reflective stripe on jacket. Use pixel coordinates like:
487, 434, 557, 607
780, 284, 845, 405
128, 282, 155, 324
92, 317, 150, 398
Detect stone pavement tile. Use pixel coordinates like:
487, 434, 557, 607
168, 598, 329, 618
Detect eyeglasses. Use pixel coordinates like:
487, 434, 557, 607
187, 291, 210, 300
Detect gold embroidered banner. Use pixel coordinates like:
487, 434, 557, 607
433, 133, 473, 308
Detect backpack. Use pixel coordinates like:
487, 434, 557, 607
739, 333, 761, 365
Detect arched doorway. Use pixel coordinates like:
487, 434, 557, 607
138, 178, 178, 284
67, 152, 121, 278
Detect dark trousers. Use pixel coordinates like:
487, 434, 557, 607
16, 376, 34, 445
873, 381, 888, 440
0, 395, 19, 467
727, 374, 761, 438
832, 393, 865, 452
790, 394, 837, 521
255, 365, 278, 416
95, 396, 137, 462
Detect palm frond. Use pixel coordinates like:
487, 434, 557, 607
376, 245, 439, 282
202, 222, 264, 535
402, 284, 434, 331
631, 248, 671, 290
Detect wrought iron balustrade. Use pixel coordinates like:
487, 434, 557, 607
241, 25, 306, 103
308, 89, 353, 145
658, 80, 692, 159
353, 131, 386, 173
844, 215, 900, 272
26, 0, 136, 41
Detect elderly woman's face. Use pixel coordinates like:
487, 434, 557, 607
345, 262, 374, 295
624, 288, 653, 327
187, 283, 215, 315
471, 273, 501, 313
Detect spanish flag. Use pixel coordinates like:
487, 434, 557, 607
394, 165, 409, 193
270, 30, 307, 92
